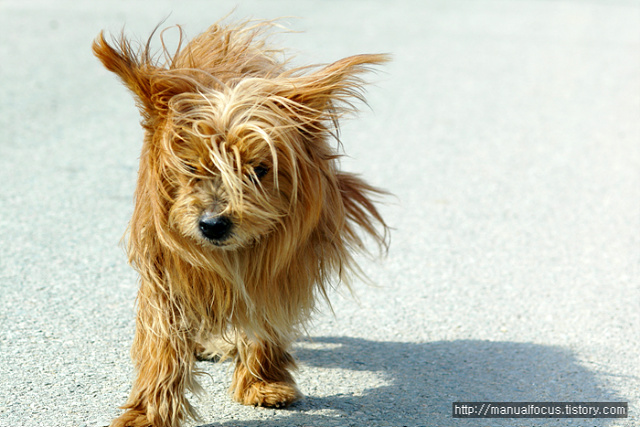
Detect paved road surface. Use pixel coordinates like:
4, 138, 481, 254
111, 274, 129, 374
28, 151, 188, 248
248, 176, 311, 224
1, 1, 638, 426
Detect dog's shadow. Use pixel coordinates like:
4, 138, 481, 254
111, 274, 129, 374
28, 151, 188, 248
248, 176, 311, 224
198, 336, 624, 427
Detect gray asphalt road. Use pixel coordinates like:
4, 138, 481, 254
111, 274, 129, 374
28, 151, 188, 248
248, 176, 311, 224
1, 1, 638, 426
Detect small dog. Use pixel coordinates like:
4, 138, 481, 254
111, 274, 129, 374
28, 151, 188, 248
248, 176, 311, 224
93, 19, 388, 427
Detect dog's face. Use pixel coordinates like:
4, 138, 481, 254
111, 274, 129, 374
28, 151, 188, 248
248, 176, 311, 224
92, 27, 388, 253
164, 85, 303, 250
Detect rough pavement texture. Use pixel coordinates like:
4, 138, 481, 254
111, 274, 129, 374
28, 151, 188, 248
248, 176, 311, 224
1, 1, 638, 426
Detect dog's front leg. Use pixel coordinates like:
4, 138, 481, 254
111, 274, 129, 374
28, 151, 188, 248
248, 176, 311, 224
231, 334, 301, 408
111, 293, 198, 427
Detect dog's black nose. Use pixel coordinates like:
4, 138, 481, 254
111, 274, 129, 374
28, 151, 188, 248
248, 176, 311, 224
199, 215, 232, 242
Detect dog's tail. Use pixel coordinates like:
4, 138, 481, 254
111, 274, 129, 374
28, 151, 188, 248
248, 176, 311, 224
338, 171, 390, 256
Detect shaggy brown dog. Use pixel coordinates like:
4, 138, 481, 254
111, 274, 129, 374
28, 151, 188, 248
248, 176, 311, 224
93, 19, 388, 427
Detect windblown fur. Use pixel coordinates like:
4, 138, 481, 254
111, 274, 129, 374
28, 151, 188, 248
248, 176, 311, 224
93, 19, 389, 427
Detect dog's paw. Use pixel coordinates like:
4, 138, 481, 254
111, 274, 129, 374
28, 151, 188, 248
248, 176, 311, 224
234, 380, 301, 408
109, 410, 151, 427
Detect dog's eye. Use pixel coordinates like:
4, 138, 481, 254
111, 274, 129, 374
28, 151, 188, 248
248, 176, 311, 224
184, 163, 203, 181
252, 165, 269, 181
185, 163, 198, 174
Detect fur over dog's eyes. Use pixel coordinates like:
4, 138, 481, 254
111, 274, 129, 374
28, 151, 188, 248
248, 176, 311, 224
251, 165, 269, 181
184, 163, 201, 179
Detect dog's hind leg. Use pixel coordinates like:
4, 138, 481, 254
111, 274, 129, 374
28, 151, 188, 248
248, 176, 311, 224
230, 334, 301, 408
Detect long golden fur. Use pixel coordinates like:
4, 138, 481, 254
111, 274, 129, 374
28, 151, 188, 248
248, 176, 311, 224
93, 18, 389, 427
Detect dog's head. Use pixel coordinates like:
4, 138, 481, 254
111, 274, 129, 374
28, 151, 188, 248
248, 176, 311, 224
93, 22, 388, 252
161, 84, 308, 250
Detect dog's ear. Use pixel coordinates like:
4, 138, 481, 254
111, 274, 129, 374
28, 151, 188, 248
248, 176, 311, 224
92, 31, 195, 124
277, 54, 389, 115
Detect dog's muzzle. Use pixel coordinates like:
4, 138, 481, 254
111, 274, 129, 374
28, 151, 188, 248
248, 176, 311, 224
199, 214, 233, 243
